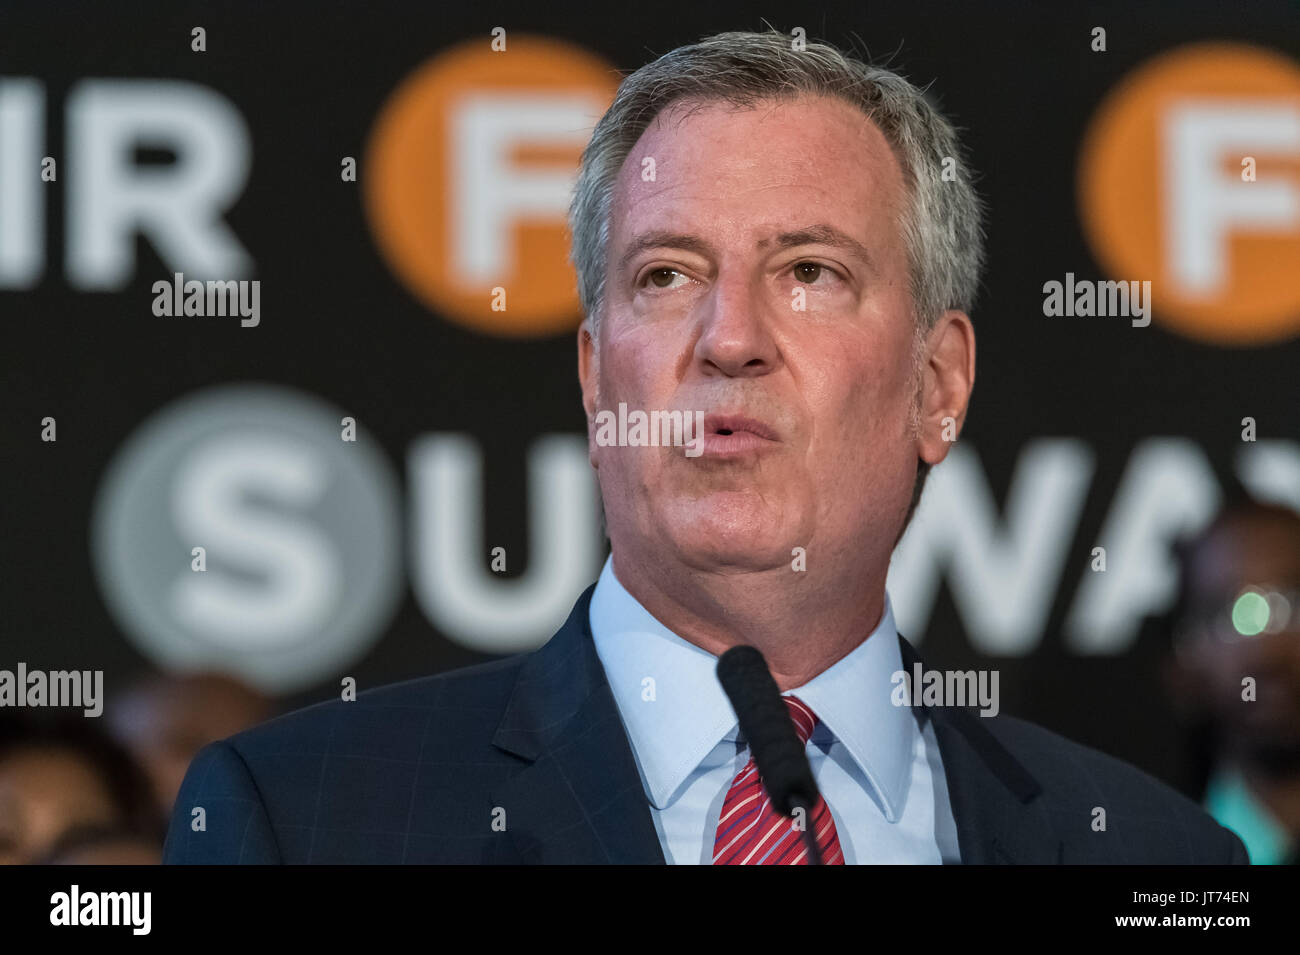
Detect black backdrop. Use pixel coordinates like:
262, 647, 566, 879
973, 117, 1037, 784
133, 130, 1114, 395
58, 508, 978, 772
3, 0, 1298, 797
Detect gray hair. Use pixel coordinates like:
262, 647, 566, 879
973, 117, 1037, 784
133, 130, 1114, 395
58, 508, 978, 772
567, 28, 986, 345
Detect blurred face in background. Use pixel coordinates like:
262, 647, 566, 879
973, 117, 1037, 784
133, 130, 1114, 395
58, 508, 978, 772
0, 748, 120, 864
1174, 513, 1300, 765
580, 93, 970, 583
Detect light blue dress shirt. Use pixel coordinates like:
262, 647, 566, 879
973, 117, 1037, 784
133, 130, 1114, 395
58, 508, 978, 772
588, 554, 962, 864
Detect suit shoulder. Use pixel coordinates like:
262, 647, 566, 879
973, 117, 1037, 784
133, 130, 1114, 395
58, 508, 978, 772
224, 652, 528, 759
984, 713, 1203, 810
980, 713, 1246, 862
167, 653, 532, 863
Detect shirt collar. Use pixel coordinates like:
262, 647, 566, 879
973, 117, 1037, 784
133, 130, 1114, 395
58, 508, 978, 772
588, 554, 915, 821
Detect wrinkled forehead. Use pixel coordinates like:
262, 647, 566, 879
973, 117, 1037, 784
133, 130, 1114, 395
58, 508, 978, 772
608, 93, 907, 244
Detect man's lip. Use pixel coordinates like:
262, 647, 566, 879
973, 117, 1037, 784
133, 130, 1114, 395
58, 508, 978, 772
702, 414, 779, 441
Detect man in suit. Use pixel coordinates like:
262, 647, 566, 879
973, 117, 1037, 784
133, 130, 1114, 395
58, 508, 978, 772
165, 29, 1248, 864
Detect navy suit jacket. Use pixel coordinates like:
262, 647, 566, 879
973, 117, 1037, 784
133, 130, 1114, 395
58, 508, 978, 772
164, 583, 1249, 864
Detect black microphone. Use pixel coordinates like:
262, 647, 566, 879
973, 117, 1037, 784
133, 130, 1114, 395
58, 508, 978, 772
716, 645, 824, 865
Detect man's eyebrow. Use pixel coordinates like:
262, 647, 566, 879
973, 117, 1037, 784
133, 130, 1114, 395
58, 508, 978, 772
616, 231, 715, 274
616, 225, 873, 274
762, 225, 874, 269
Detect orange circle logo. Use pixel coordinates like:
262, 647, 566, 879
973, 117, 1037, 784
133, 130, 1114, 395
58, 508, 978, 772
1079, 43, 1300, 346
364, 37, 618, 337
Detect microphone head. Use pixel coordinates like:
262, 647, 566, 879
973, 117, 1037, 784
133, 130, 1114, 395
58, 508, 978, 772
716, 645, 820, 817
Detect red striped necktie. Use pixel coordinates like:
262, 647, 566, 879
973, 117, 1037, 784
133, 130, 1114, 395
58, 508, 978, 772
712, 695, 845, 864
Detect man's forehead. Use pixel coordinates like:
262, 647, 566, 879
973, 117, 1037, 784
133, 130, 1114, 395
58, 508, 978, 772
627, 95, 894, 170
609, 93, 903, 241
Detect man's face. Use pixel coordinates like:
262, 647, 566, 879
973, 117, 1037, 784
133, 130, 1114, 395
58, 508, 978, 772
579, 94, 937, 576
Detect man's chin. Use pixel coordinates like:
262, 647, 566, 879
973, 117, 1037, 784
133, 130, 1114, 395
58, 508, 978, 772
660, 523, 795, 573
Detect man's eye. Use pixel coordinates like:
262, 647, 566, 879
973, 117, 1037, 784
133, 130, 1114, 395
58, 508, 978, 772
793, 262, 836, 284
644, 268, 684, 289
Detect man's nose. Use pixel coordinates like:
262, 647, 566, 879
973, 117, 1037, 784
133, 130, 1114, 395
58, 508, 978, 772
692, 268, 782, 377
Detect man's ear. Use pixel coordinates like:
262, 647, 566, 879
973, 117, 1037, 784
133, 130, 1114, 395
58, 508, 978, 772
578, 319, 601, 469
916, 309, 975, 467
577, 318, 597, 420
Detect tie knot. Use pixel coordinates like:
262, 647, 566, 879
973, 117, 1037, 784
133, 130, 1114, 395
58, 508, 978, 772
782, 695, 818, 746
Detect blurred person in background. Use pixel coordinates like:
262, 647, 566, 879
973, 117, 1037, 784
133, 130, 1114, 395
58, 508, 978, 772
1163, 495, 1300, 864
0, 715, 162, 864
106, 672, 273, 823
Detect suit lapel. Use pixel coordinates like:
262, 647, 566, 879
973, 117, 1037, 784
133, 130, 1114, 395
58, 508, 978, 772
488, 586, 1058, 865
898, 634, 1062, 863
490, 584, 666, 864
